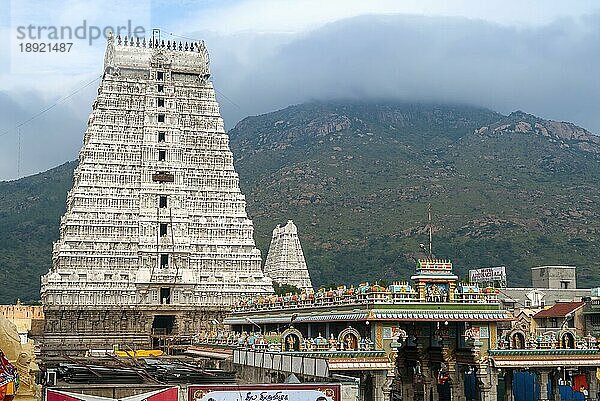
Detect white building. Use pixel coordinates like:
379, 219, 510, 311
38, 33, 273, 354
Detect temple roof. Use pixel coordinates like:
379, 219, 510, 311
533, 301, 585, 318
225, 305, 511, 325
489, 349, 600, 368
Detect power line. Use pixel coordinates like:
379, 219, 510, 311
214, 88, 242, 109
0, 74, 102, 138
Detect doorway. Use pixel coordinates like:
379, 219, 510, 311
160, 287, 171, 304
152, 315, 175, 335
152, 315, 175, 349
438, 381, 451, 401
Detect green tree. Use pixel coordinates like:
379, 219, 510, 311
272, 281, 301, 295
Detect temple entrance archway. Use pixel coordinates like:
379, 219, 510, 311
152, 315, 175, 349
152, 315, 175, 335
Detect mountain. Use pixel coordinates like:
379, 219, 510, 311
0, 161, 76, 303
1, 102, 599, 303
229, 102, 600, 290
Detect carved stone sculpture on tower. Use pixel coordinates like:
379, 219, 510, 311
264, 220, 313, 291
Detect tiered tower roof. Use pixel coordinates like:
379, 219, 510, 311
41, 33, 273, 308
264, 220, 313, 291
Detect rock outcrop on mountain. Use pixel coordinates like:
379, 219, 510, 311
475, 111, 600, 154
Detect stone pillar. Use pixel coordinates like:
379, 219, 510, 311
374, 371, 389, 401
422, 358, 436, 401
504, 370, 513, 401
359, 372, 368, 401
552, 371, 561, 401
382, 370, 394, 401
539, 370, 550, 401
588, 369, 598, 401
441, 328, 461, 401
450, 369, 465, 401
396, 349, 413, 401
476, 368, 491, 401
490, 369, 499, 401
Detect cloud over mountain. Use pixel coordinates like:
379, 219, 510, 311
2, 12, 600, 180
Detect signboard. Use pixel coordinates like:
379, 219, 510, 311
188, 384, 341, 401
469, 266, 506, 284
152, 172, 175, 182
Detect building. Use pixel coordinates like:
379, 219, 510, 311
263, 220, 313, 291
486, 266, 600, 401
531, 266, 577, 290
217, 258, 511, 401
37, 33, 273, 356
0, 301, 43, 344
532, 301, 586, 340
492, 299, 600, 401
583, 289, 600, 336
499, 266, 590, 311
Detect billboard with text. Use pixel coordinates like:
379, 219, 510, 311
188, 384, 341, 401
469, 266, 506, 283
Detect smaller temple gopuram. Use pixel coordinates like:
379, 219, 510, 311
263, 220, 313, 291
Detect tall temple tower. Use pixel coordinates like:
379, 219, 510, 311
39, 33, 273, 355
263, 220, 313, 291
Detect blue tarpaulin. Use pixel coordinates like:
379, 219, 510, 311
559, 385, 585, 401
513, 371, 540, 401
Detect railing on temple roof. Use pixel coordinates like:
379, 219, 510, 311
114, 35, 205, 52
496, 328, 599, 351
233, 281, 500, 312
192, 331, 377, 354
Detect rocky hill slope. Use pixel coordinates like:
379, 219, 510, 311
229, 102, 600, 290
0, 102, 598, 303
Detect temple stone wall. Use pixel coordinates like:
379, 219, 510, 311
40, 306, 226, 355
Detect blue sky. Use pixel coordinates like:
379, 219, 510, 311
0, 0, 599, 180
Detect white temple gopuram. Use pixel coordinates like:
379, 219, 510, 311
264, 220, 313, 291
38, 33, 273, 355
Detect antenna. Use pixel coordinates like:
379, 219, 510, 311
428, 203, 433, 258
